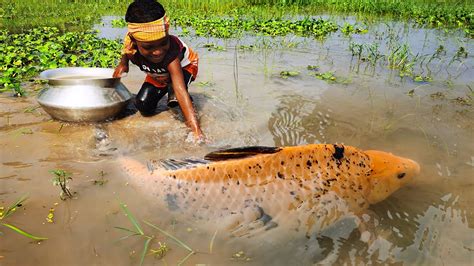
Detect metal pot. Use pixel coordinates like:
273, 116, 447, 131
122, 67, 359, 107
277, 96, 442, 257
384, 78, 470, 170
37, 67, 132, 122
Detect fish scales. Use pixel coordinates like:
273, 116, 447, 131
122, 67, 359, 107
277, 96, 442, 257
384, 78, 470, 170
120, 144, 419, 238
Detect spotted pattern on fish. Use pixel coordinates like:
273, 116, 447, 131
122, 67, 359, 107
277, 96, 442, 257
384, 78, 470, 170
120, 144, 420, 238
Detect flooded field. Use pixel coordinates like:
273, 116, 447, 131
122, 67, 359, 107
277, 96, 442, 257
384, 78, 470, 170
1, 16, 473, 265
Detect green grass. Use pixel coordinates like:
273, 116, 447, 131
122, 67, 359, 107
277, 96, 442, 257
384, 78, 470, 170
1, 0, 472, 32
116, 202, 195, 266
1, 0, 126, 32
0, 195, 48, 241
0, 0, 472, 96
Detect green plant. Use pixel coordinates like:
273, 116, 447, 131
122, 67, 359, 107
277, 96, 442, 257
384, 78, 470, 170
413, 75, 433, 82
111, 18, 127, 28
3, 0, 472, 34
0, 195, 48, 241
0, 27, 122, 97
50, 169, 74, 200
341, 22, 368, 35
116, 203, 195, 266
280, 70, 300, 78
202, 43, 226, 51
313, 71, 336, 82
349, 42, 364, 59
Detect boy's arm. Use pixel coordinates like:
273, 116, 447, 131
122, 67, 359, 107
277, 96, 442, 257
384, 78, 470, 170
168, 58, 205, 142
113, 54, 130, 78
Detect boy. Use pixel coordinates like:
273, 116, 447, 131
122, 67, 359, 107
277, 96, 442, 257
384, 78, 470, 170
113, 0, 205, 143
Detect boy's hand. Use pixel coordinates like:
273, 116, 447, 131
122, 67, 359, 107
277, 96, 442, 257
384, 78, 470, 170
186, 132, 208, 144
194, 133, 208, 144
113, 63, 129, 78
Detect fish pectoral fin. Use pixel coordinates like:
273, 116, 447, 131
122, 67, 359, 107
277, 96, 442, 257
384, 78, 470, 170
204, 146, 282, 161
228, 206, 279, 238
155, 158, 210, 171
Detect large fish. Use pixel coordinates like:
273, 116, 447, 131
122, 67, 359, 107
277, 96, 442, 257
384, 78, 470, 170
120, 144, 420, 239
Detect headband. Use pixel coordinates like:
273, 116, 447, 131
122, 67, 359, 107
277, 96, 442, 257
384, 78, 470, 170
122, 15, 170, 55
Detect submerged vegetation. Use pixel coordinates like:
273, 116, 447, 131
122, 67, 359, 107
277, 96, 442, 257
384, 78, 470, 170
0, 196, 48, 241
116, 203, 195, 266
50, 169, 75, 200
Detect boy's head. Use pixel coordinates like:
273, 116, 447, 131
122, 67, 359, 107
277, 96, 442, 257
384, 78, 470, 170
125, 0, 165, 23
125, 0, 170, 63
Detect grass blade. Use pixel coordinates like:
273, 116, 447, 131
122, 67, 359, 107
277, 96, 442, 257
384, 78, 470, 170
143, 220, 193, 252
178, 251, 195, 266
209, 230, 218, 254
1, 195, 29, 219
114, 226, 140, 235
119, 203, 144, 235
1, 223, 47, 240
139, 237, 153, 266
116, 232, 141, 242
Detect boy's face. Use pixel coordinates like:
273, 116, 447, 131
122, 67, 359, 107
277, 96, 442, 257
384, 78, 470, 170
135, 36, 170, 63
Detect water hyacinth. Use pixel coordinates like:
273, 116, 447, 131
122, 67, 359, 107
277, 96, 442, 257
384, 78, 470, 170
0, 27, 122, 96
173, 15, 339, 38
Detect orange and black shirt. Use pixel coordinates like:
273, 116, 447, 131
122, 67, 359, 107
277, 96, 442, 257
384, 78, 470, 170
128, 35, 198, 88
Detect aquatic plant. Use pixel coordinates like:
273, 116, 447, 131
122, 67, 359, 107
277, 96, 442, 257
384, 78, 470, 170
0, 195, 48, 241
0, 195, 28, 220
312, 71, 337, 82
413, 75, 433, 83
50, 169, 74, 200
349, 42, 364, 60
386, 43, 418, 78
341, 22, 368, 35
280, 70, 300, 79
202, 43, 226, 51
111, 18, 127, 28
116, 203, 195, 266
3, 0, 472, 35
0, 27, 122, 96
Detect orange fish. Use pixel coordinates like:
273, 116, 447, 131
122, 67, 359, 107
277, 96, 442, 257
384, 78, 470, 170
120, 144, 420, 238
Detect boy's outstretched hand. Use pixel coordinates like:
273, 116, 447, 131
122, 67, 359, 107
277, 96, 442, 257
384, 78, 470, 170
113, 55, 130, 78
113, 63, 129, 78
186, 131, 209, 145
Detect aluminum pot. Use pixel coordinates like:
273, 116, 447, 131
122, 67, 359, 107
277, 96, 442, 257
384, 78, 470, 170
37, 67, 132, 122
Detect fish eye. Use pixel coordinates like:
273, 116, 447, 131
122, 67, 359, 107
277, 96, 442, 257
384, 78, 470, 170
397, 173, 406, 179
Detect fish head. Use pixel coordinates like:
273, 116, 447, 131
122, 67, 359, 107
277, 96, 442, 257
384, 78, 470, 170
365, 150, 420, 204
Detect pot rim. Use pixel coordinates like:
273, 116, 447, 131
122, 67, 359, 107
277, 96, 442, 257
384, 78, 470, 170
39, 67, 120, 86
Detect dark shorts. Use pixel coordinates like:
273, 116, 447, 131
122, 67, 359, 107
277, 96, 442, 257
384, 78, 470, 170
135, 70, 193, 116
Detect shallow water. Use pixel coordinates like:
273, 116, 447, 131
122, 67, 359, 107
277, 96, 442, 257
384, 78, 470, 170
1, 16, 473, 265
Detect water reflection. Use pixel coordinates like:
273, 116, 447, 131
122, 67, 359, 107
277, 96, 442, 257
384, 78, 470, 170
268, 95, 318, 146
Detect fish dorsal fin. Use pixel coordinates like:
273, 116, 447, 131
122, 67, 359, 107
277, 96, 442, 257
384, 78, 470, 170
204, 146, 282, 161
155, 158, 210, 171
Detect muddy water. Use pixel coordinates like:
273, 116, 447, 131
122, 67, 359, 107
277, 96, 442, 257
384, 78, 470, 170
1, 17, 473, 265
